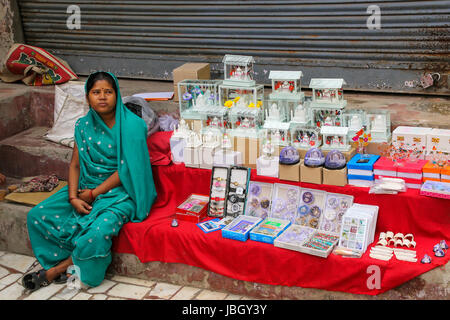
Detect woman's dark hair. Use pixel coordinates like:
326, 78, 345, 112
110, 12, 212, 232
86, 71, 118, 95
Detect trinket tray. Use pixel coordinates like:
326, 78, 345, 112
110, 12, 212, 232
300, 230, 340, 258
420, 180, 450, 200
338, 216, 369, 253
274, 225, 316, 250
295, 188, 326, 229
245, 181, 274, 219
275, 225, 339, 258
197, 218, 223, 233
207, 166, 230, 218
222, 215, 262, 242
176, 194, 210, 223
225, 166, 251, 217
270, 183, 301, 223
249, 217, 291, 244
319, 193, 354, 234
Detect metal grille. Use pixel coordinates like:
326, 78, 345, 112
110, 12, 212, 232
17, 0, 450, 94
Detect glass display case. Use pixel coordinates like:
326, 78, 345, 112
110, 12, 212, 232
309, 78, 347, 110
269, 71, 304, 101
177, 79, 221, 120
320, 126, 351, 151
222, 54, 256, 87
290, 125, 322, 149
367, 110, 391, 143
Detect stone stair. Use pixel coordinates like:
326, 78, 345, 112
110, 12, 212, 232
0, 79, 448, 300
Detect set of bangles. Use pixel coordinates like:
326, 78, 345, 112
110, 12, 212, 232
376, 231, 416, 248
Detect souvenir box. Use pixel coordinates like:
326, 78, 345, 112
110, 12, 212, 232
347, 154, 380, 187
268, 71, 304, 101
270, 183, 301, 223
396, 160, 427, 180
213, 149, 243, 168
225, 166, 251, 217
177, 79, 221, 119
245, 181, 274, 219
422, 161, 441, 182
256, 156, 279, 178
392, 126, 433, 158
441, 165, 450, 183
426, 128, 450, 155
275, 225, 340, 258
420, 180, 450, 200
222, 54, 256, 87
175, 194, 210, 223
197, 218, 223, 233
373, 157, 397, 178
343, 203, 379, 247
221, 215, 262, 242
279, 162, 301, 182
249, 217, 291, 244
207, 166, 230, 218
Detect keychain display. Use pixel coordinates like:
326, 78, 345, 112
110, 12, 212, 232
319, 193, 354, 233
245, 181, 274, 219
270, 183, 301, 223
339, 216, 369, 252
274, 225, 316, 249
222, 215, 262, 242
301, 231, 340, 258
295, 188, 326, 229
207, 166, 230, 218
225, 166, 251, 217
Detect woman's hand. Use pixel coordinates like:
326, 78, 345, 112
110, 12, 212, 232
69, 198, 92, 215
78, 189, 95, 204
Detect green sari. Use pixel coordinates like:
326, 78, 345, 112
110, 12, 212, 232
27, 72, 157, 287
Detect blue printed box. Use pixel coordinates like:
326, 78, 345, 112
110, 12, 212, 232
221, 215, 262, 242
249, 217, 291, 244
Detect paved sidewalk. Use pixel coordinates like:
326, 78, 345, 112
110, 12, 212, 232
0, 251, 252, 300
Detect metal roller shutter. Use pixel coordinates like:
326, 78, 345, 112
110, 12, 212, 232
17, 0, 450, 94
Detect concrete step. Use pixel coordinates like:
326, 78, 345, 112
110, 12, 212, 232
0, 126, 72, 180
0, 200, 448, 300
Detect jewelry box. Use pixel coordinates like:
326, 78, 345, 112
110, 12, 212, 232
225, 166, 251, 217
221, 215, 262, 242
207, 166, 230, 218
270, 183, 301, 223
274, 225, 339, 258
244, 181, 274, 219
319, 192, 354, 234
295, 188, 327, 229
197, 218, 223, 233
175, 194, 210, 223
249, 217, 291, 244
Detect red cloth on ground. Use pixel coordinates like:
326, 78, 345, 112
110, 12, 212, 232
112, 134, 450, 296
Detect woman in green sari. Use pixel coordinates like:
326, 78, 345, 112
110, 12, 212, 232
22, 71, 157, 291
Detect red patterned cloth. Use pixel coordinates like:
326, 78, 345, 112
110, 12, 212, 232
112, 133, 450, 295
0, 44, 78, 86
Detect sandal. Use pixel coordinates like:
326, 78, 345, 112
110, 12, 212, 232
21, 269, 51, 292
53, 273, 69, 284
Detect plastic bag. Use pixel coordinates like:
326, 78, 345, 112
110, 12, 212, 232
122, 96, 160, 137
369, 177, 407, 194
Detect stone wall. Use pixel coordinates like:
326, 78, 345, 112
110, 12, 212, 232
0, 0, 23, 72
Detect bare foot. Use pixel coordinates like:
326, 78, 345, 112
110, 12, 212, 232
0, 173, 5, 185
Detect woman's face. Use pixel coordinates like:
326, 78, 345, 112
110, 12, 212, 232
87, 80, 117, 117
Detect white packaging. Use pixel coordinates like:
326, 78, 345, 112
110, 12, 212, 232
256, 156, 279, 178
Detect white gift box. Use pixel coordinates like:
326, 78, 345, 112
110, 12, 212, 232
170, 136, 187, 164
183, 146, 201, 168
392, 126, 433, 158
256, 156, 279, 178
213, 149, 242, 167
426, 128, 450, 154
200, 145, 219, 169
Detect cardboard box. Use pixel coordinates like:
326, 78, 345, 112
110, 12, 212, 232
234, 136, 260, 169
323, 167, 348, 186
184, 119, 203, 134
213, 150, 242, 167
183, 146, 201, 168
300, 160, 323, 184
422, 161, 441, 181
373, 157, 397, 178
366, 141, 391, 156
173, 63, 210, 101
441, 165, 450, 183
396, 160, 427, 180
279, 162, 301, 182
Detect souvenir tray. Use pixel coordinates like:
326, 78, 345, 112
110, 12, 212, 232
338, 215, 369, 253
294, 188, 327, 229
274, 225, 317, 251
207, 166, 230, 218
221, 215, 262, 242
269, 183, 301, 224
299, 230, 340, 258
225, 166, 251, 217
245, 181, 274, 219
197, 218, 223, 233
249, 217, 291, 244
176, 194, 210, 223
318, 193, 354, 233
